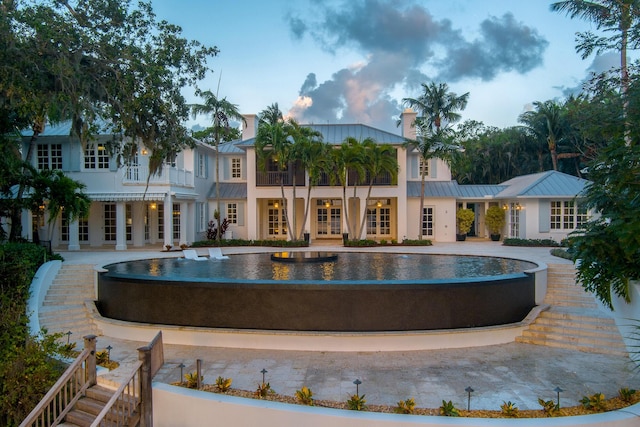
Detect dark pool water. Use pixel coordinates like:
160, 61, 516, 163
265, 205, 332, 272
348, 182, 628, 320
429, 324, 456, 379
104, 252, 537, 283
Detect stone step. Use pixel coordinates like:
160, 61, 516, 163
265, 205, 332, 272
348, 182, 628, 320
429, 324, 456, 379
521, 328, 626, 347
515, 336, 628, 357
43, 296, 93, 306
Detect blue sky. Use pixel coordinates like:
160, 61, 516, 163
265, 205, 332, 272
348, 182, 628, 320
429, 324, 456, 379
152, 0, 620, 133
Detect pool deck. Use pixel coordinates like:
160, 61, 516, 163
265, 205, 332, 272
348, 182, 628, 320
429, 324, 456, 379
55, 241, 640, 412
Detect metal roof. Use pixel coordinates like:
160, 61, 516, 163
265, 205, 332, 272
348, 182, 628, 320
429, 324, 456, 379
87, 192, 166, 201
237, 123, 407, 147
407, 181, 461, 198
458, 184, 506, 198
497, 170, 589, 198
208, 183, 248, 199
217, 140, 245, 154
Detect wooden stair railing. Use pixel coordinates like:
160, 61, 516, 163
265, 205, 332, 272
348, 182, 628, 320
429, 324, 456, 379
20, 332, 164, 427
19, 335, 98, 427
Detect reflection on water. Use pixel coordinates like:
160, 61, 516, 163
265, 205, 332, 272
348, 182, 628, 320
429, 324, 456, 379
106, 253, 537, 282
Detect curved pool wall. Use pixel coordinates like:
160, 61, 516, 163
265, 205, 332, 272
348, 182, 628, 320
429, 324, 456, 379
97, 253, 536, 332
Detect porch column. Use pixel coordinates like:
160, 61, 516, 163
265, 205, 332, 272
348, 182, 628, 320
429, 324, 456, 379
357, 197, 368, 240
179, 201, 188, 246
115, 201, 127, 250
68, 218, 80, 251
163, 194, 173, 248
132, 203, 145, 247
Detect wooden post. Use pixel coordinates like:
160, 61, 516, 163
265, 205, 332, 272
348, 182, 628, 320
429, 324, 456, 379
84, 335, 97, 387
138, 344, 153, 427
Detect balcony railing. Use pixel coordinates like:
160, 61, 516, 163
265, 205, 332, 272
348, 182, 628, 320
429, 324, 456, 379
316, 171, 394, 186
256, 169, 305, 186
122, 165, 194, 187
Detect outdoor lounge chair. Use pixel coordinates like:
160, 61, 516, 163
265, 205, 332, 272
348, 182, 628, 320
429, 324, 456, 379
208, 247, 230, 260
182, 249, 207, 261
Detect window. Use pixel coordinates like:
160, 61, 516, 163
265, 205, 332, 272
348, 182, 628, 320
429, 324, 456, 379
421, 206, 434, 237
61, 216, 89, 242
231, 158, 242, 179
198, 202, 207, 232
509, 203, 520, 238
366, 199, 391, 236
197, 153, 206, 178
172, 203, 180, 240
550, 200, 586, 230
267, 200, 286, 236
126, 204, 132, 241
157, 203, 164, 239
145, 205, 150, 241
419, 157, 429, 177
84, 143, 110, 169
104, 204, 116, 241
37, 144, 62, 170
226, 203, 237, 225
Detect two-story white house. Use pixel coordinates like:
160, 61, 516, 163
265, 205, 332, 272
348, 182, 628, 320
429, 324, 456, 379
12, 110, 591, 250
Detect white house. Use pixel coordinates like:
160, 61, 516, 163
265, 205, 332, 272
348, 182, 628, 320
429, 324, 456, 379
12, 110, 591, 250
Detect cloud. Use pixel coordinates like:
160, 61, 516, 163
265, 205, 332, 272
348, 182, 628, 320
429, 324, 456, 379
287, 0, 548, 132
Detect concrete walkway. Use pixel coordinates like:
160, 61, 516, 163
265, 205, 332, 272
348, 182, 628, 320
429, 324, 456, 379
55, 242, 640, 411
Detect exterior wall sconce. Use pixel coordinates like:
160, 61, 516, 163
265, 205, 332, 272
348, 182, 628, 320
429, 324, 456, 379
150, 203, 157, 210
274, 201, 279, 209
141, 148, 148, 155
376, 200, 382, 208
325, 200, 331, 208
515, 203, 523, 211
502, 204, 508, 210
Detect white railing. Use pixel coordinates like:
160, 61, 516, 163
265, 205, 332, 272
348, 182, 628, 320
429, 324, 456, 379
122, 165, 194, 187
90, 360, 143, 427
19, 337, 97, 427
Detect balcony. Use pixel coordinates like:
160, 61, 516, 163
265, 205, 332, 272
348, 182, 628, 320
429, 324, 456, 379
122, 165, 194, 187
256, 169, 305, 186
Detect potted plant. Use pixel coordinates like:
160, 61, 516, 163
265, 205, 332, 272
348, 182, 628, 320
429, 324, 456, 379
456, 208, 475, 241
485, 205, 506, 241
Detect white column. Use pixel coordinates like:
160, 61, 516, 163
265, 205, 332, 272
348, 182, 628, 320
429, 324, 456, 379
358, 196, 367, 240
164, 193, 173, 248
115, 202, 127, 250
179, 201, 188, 246
68, 218, 80, 251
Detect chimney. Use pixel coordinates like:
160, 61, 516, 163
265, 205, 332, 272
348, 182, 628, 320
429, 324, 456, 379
400, 108, 417, 140
242, 114, 258, 140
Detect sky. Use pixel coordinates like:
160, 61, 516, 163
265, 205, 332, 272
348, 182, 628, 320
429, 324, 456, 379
151, 0, 622, 134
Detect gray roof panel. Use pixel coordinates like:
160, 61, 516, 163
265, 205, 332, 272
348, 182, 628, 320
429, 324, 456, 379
407, 181, 461, 198
497, 171, 589, 198
208, 183, 247, 199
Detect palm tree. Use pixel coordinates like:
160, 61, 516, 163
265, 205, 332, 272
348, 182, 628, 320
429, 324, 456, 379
551, 1, 640, 96
329, 138, 367, 239
189, 90, 245, 242
518, 100, 566, 171
405, 123, 458, 239
255, 120, 296, 240
259, 103, 284, 125
288, 121, 324, 240
357, 140, 399, 239
402, 82, 469, 132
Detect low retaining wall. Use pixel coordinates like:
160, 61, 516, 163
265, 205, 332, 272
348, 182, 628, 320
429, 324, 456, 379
152, 383, 640, 427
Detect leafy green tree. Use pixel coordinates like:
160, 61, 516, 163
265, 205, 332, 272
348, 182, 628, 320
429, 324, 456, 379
189, 90, 245, 241
551, 0, 640, 95
570, 138, 640, 309
402, 82, 469, 132
356, 140, 399, 239
519, 100, 567, 171
287, 120, 324, 240
255, 120, 295, 240
259, 103, 284, 125
1, 0, 217, 240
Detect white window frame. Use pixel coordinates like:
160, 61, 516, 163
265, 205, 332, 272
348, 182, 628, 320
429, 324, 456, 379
197, 153, 206, 178
84, 143, 110, 170
419, 157, 429, 177
550, 200, 587, 230
231, 157, 242, 179
37, 144, 63, 170
226, 202, 238, 225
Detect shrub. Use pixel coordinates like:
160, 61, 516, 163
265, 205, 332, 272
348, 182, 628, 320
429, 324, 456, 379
503, 238, 561, 247
401, 238, 433, 246
346, 394, 367, 411
618, 387, 637, 403
215, 376, 232, 392
500, 401, 519, 417
295, 386, 314, 405
538, 398, 558, 417
184, 371, 202, 389
394, 397, 416, 414
255, 382, 274, 398
439, 400, 459, 417
581, 393, 606, 411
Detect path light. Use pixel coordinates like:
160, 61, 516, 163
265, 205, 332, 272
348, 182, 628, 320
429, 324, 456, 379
554, 386, 563, 408
261, 368, 268, 384
353, 379, 362, 395
465, 386, 474, 411
178, 363, 185, 383
65, 331, 72, 344
105, 345, 112, 363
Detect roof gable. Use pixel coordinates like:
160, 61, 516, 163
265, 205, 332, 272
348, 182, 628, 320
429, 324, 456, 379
497, 170, 590, 198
